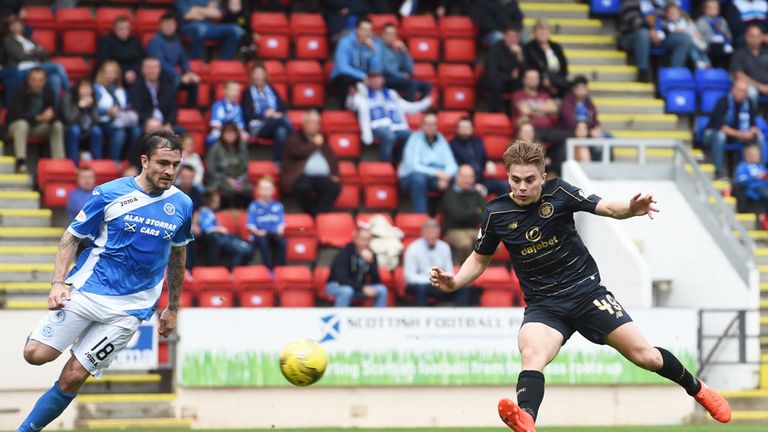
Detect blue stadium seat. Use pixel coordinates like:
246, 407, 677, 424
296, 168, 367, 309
700, 89, 727, 114
695, 68, 731, 92
590, 0, 620, 14
695, 115, 710, 144
659, 68, 696, 113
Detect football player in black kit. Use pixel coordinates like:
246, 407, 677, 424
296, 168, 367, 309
429, 140, 731, 432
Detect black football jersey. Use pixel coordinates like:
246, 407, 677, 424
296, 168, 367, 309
474, 178, 603, 302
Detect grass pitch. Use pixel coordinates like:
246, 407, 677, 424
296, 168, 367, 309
70, 426, 766, 432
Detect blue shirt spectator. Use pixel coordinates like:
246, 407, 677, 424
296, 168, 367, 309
207, 81, 246, 146
247, 199, 285, 234
176, 0, 245, 60
379, 23, 432, 102
329, 18, 382, 100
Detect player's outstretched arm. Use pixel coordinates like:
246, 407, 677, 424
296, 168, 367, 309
159, 246, 186, 337
595, 193, 659, 220
48, 231, 82, 310
430, 251, 492, 293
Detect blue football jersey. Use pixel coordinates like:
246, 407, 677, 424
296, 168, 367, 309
66, 176, 194, 320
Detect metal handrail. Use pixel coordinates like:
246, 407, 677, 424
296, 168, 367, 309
697, 309, 763, 377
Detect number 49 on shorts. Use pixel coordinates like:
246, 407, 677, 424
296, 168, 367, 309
593, 294, 624, 318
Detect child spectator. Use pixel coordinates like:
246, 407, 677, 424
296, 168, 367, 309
697, 0, 734, 68
247, 176, 286, 271
734, 143, 768, 212
207, 80, 247, 146
196, 190, 253, 269
180, 133, 205, 187
665, 3, 711, 69
62, 79, 102, 164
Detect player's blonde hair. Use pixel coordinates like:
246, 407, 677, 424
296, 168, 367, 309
503, 139, 546, 173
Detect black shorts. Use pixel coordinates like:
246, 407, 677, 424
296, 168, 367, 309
522, 286, 633, 345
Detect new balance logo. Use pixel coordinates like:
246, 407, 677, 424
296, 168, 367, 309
30, 422, 43, 431
516, 388, 527, 396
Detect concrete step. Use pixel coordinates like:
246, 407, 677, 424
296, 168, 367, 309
0, 245, 57, 263
0, 263, 53, 283
520, 2, 589, 19
0, 173, 32, 190
736, 213, 758, 230
523, 17, 604, 35
0, 190, 40, 209
74, 418, 191, 430
598, 113, 679, 131
569, 64, 637, 82
5, 300, 48, 309
0, 209, 51, 227
589, 81, 655, 98
756, 249, 768, 266
565, 49, 627, 65
610, 129, 692, 143
761, 265, 768, 283
592, 97, 665, 114
81, 373, 165, 395
550, 34, 615, 49
0, 156, 15, 174
77, 393, 176, 404
0, 227, 64, 245
0, 282, 49, 293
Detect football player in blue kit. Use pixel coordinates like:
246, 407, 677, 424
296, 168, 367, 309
17, 129, 194, 432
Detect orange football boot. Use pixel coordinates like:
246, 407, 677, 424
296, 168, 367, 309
694, 381, 732, 423
498, 398, 536, 432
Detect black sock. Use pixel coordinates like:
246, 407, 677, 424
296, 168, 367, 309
655, 347, 701, 396
516, 370, 545, 420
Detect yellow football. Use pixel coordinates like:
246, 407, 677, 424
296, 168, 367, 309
279, 338, 328, 386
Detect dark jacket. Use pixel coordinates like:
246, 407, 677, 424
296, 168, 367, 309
241, 84, 286, 124
439, 186, 485, 231
707, 94, 758, 132
95, 33, 144, 77
2, 35, 49, 68
61, 93, 99, 131
469, 0, 523, 35
559, 92, 600, 130
128, 74, 178, 126
280, 131, 339, 194
205, 140, 251, 193
328, 242, 381, 292
523, 40, 569, 92
449, 135, 488, 181
482, 39, 523, 88
6, 83, 57, 126
146, 33, 190, 79
618, 0, 647, 35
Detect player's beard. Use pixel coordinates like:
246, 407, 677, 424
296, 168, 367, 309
149, 173, 175, 193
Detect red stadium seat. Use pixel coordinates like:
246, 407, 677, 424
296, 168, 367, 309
437, 111, 470, 136
96, 8, 133, 35
79, 160, 120, 185
286, 236, 319, 262
393, 266, 406, 298
492, 243, 511, 263
370, 14, 400, 33
357, 212, 394, 226
479, 290, 514, 307
401, 15, 438, 38
334, 183, 361, 210
408, 37, 439, 62
406, 112, 424, 130
442, 86, 475, 110
55, 7, 95, 29
176, 109, 206, 133
475, 267, 512, 290
43, 182, 76, 209
364, 184, 398, 210
395, 213, 430, 239
285, 60, 324, 83
284, 213, 316, 236
486, 162, 507, 180
233, 266, 275, 306
338, 161, 359, 184
263, 60, 287, 83
247, 160, 279, 185
358, 162, 396, 185
250, 12, 289, 35
258, 34, 290, 59
275, 266, 315, 307
23, 7, 55, 30
191, 267, 233, 292
328, 133, 361, 159
197, 290, 234, 308
313, 266, 332, 301
135, 9, 165, 41
209, 60, 248, 84
214, 210, 238, 235
321, 110, 359, 133
157, 289, 193, 310
412, 63, 436, 84
62, 30, 97, 55
286, 110, 307, 130
439, 16, 477, 38
290, 13, 327, 35
484, 135, 511, 161
474, 113, 514, 136
295, 35, 328, 60
31, 29, 56, 54
438, 64, 475, 86
51, 57, 91, 81
443, 38, 476, 63
37, 158, 77, 190
239, 289, 275, 307
189, 60, 211, 81
316, 213, 355, 248
291, 82, 325, 108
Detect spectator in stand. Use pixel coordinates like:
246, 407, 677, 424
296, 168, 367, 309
321, 0, 369, 43
731, 25, 768, 102
697, 0, 734, 69
516, 120, 536, 142
723, 0, 768, 47
703, 79, 765, 179
206, 122, 252, 208
129, 57, 178, 131
449, 117, 508, 197
664, 3, 711, 69
207, 80, 247, 146
241, 64, 292, 164
524, 20, 569, 97
221, 0, 258, 58
65, 167, 95, 221
196, 190, 253, 269
281, 110, 341, 216
0, 1, 22, 24
0, 43, 19, 105
175, 164, 203, 211
511, 69, 558, 131
147, 11, 201, 109
398, 112, 458, 214
176, 0, 245, 60
247, 176, 286, 271
94, 61, 142, 163
559, 76, 603, 140
439, 165, 486, 264
380, 23, 432, 102
570, 121, 593, 162
352, 69, 432, 162
180, 133, 204, 187
326, 225, 388, 307
95, 15, 144, 86
469, 0, 524, 46
7, 67, 64, 173
329, 17, 382, 102
618, 0, 693, 82
1, 14, 69, 104
481, 26, 524, 113
62, 79, 102, 165
404, 218, 470, 306
734, 143, 768, 212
